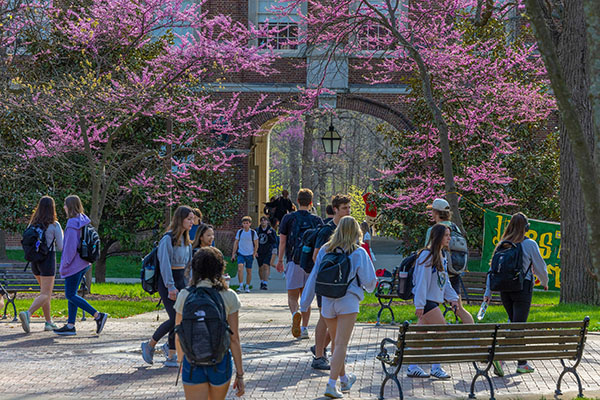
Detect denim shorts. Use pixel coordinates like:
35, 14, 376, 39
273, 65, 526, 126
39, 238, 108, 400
182, 352, 233, 386
237, 253, 254, 269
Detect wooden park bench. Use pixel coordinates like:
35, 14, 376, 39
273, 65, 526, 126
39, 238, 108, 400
0, 262, 88, 322
460, 271, 502, 305
374, 268, 467, 325
375, 318, 590, 400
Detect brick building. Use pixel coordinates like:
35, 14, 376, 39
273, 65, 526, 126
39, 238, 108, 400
212, 0, 412, 245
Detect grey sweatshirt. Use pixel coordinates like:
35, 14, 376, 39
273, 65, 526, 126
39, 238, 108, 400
484, 238, 549, 297
412, 250, 459, 310
158, 232, 192, 291
44, 221, 64, 251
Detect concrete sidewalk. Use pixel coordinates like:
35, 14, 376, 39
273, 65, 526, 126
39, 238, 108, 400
2, 287, 600, 399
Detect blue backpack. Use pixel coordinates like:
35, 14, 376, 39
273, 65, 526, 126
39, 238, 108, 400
289, 212, 320, 264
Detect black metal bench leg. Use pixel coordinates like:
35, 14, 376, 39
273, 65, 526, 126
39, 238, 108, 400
555, 360, 584, 398
5, 292, 18, 322
469, 362, 495, 400
379, 363, 403, 400
376, 298, 395, 326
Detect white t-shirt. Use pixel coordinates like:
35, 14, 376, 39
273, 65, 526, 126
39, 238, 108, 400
236, 229, 257, 256
175, 279, 241, 316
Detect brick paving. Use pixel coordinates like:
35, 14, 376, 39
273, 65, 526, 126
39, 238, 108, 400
2, 289, 600, 400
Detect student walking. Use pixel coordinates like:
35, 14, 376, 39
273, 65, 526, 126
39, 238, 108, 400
188, 208, 203, 241
301, 216, 377, 398
407, 223, 459, 379
424, 198, 473, 324
174, 247, 244, 399
19, 195, 63, 333
192, 224, 215, 253
53, 195, 108, 336
308, 194, 351, 370
141, 206, 194, 367
256, 216, 277, 290
231, 216, 258, 293
484, 212, 549, 375
276, 189, 323, 339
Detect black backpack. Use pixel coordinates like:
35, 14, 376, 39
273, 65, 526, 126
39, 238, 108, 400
174, 286, 232, 374
447, 223, 468, 275
21, 225, 52, 263
78, 224, 101, 262
140, 233, 172, 295
395, 251, 419, 300
315, 248, 356, 299
489, 240, 530, 292
298, 223, 327, 274
290, 212, 320, 264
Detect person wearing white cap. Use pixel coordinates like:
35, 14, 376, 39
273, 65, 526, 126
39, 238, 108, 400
425, 198, 474, 325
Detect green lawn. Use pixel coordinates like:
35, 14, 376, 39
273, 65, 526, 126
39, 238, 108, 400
360, 290, 600, 331
9, 283, 159, 319
5, 249, 239, 279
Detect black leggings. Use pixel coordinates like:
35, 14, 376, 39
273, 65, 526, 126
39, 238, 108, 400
500, 279, 533, 365
152, 269, 186, 349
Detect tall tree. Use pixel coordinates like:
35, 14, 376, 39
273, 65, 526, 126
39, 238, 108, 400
525, 0, 600, 304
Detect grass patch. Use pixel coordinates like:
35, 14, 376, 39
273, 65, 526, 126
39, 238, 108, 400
5, 249, 239, 279
360, 290, 599, 330
8, 283, 159, 319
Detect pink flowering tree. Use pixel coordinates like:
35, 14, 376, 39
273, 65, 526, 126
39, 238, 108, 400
284, 0, 555, 234
1, 0, 277, 279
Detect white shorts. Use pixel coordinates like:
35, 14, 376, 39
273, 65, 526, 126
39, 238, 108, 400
285, 261, 308, 290
321, 294, 360, 319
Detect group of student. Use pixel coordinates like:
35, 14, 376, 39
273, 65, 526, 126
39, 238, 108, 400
17, 195, 108, 336
14, 190, 550, 400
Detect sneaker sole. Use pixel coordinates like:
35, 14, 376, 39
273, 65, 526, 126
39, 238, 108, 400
291, 312, 302, 338
19, 312, 30, 333
54, 331, 77, 336
96, 314, 108, 335
517, 369, 534, 374
324, 392, 343, 399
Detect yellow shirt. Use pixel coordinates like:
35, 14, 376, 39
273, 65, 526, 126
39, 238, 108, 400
174, 279, 241, 316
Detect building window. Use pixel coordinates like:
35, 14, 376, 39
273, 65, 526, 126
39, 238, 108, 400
358, 22, 388, 51
252, 0, 300, 50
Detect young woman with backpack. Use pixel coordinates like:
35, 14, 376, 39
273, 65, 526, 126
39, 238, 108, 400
141, 205, 194, 367
53, 195, 108, 336
18, 195, 64, 333
484, 212, 548, 375
300, 216, 377, 398
424, 198, 474, 325
174, 247, 243, 399
408, 223, 459, 379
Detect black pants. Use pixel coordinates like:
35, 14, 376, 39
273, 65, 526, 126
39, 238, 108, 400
500, 279, 533, 365
152, 269, 186, 349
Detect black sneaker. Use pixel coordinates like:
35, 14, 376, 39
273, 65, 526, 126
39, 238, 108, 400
310, 345, 328, 360
311, 356, 330, 370
54, 324, 77, 336
95, 312, 108, 335
260, 282, 268, 290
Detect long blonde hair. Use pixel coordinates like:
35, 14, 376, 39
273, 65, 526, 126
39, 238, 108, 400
325, 216, 362, 254
496, 212, 529, 248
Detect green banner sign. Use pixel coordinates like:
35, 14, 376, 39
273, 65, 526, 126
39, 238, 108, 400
481, 210, 561, 291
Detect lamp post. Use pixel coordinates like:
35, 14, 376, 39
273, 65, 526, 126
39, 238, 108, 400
321, 117, 342, 154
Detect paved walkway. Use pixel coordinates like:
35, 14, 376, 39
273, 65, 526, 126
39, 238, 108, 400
2, 284, 600, 399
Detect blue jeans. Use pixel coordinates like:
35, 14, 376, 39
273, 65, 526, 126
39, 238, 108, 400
65, 266, 97, 324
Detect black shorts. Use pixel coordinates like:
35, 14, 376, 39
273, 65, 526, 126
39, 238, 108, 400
31, 251, 56, 277
256, 252, 271, 267
423, 300, 440, 315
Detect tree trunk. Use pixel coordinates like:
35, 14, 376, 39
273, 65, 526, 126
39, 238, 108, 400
556, 1, 599, 304
526, 0, 600, 304
94, 242, 112, 284
0, 229, 6, 260
302, 115, 315, 189
289, 140, 300, 201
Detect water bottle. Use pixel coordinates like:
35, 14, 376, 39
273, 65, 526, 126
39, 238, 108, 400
477, 301, 488, 321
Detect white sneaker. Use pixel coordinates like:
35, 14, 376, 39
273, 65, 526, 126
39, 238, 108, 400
340, 373, 357, 392
300, 328, 309, 339
324, 383, 343, 398
236, 284, 244, 293
245, 285, 250, 293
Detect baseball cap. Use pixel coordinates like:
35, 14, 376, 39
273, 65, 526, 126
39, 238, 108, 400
427, 198, 450, 211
